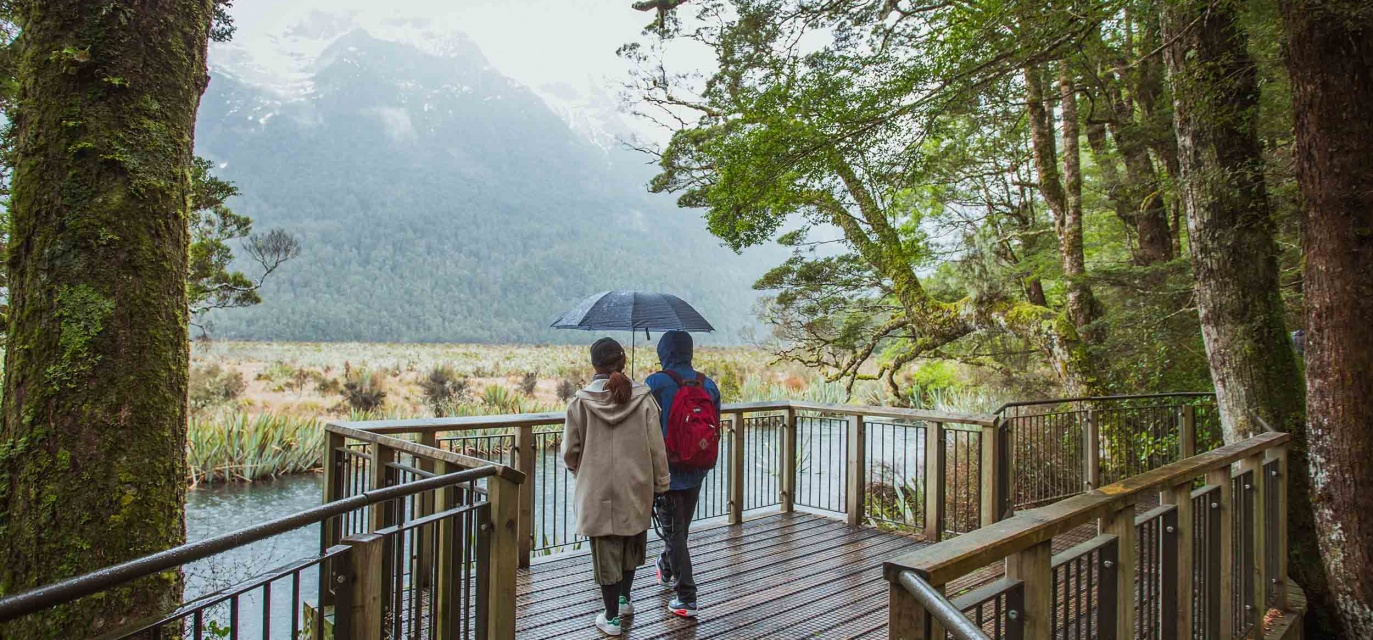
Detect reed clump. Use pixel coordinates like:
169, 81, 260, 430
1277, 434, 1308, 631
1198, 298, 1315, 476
187, 413, 323, 486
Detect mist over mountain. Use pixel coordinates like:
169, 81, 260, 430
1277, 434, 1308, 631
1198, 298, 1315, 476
195, 22, 778, 344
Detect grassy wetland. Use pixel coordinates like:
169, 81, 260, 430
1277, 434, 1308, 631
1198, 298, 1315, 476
187, 341, 1019, 485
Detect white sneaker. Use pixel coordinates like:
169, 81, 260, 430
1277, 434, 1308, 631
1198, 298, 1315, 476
618, 596, 635, 617
596, 612, 622, 636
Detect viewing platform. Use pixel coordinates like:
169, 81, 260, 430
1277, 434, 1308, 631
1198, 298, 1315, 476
0, 393, 1307, 640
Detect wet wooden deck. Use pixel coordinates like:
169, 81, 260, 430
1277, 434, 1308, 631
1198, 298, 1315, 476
516, 512, 922, 639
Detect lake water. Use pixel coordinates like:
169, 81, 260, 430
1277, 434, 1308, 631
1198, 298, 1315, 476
184, 474, 325, 635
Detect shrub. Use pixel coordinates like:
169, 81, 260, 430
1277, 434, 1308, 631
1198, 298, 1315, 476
419, 364, 470, 415
189, 364, 247, 412
556, 378, 581, 402
481, 384, 517, 413
315, 376, 342, 396
255, 360, 299, 392
341, 368, 387, 412
518, 371, 538, 397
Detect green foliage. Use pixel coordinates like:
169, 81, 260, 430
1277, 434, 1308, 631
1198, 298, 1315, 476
625, 0, 1303, 397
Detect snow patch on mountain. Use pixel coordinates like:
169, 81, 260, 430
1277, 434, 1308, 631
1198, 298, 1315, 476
208, 9, 643, 153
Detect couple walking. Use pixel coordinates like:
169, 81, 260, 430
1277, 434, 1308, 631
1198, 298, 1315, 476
560, 330, 722, 636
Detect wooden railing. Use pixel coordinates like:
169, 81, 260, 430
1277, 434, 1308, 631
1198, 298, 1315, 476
884, 431, 1291, 640
0, 466, 505, 640
331, 400, 1002, 568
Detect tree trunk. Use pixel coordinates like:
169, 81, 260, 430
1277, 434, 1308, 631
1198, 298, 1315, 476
0, 0, 213, 635
1018, 64, 1101, 394
1160, 0, 1333, 632
1282, 0, 1373, 634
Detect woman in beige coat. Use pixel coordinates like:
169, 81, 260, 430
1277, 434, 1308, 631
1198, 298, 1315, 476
561, 338, 671, 636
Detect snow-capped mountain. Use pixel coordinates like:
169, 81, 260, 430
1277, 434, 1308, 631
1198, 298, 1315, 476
194, 21, 777, 343
209, 10, 640, 153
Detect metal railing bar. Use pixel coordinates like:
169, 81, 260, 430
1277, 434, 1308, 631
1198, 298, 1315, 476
384, 460, 437, 479
0, 466, 499, 622
98, 544, 353, 637
1191, 484, 1220, 500
1133, 504, 1177, 527
993, 392, 1216, 415
897, 570, 992, 640
1051, 533, 1120, 569
947, 576, 1024, 612
375, 502, 487, 536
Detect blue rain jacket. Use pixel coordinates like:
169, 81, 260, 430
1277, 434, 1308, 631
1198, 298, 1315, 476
645, 331, 722, 491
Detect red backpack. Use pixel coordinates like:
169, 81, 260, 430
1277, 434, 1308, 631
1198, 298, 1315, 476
660, 370, 721, 471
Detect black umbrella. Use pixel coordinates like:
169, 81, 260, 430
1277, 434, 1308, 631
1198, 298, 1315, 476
551, 290, 714, 375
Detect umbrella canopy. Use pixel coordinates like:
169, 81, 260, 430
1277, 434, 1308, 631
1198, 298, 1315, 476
550, 291, 715, 333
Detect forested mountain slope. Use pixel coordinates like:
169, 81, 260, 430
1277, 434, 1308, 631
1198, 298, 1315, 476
195, 28, 775, 343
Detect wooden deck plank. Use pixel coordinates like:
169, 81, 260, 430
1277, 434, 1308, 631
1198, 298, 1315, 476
518, 517, 855, 605
514, 512, 1105, 640
516, 513, 922, 640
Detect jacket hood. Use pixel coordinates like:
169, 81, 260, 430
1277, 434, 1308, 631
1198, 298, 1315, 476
575, 384, 654, 426
657, 330, 694, 368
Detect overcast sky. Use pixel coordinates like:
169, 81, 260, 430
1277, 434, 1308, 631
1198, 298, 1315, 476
222, 0, 678, 96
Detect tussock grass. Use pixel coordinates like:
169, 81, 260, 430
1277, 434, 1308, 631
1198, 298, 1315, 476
187, 413, 323, 486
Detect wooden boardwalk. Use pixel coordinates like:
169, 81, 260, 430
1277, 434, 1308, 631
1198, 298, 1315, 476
516, 512, 921, 639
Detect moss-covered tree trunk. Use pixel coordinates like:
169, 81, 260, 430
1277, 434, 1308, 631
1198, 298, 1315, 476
1282, 0, 1373, 635
1160, 0, 1334, 633
0, 0, 213, 635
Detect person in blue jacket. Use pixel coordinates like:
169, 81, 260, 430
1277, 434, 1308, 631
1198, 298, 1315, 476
644, 330, 721, 618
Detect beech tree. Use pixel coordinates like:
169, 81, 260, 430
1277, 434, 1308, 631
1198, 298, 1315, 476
0, 0, 216, 636
1281, 0, 1373, 634
1159, 0, 1332, 632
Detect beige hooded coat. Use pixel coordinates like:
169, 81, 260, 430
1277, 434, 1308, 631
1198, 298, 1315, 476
561, 381, 671, 537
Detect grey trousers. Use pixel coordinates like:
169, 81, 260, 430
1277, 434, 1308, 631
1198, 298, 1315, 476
655, 485, 701, 602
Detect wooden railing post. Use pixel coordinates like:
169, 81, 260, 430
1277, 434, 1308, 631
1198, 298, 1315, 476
341, 533, 385, 640
430, 460, 459, 640
729, 411, 746, 525
924, 422, 946, 541
781, 407, 797, 513
1102, 503, 1138, 639
514, 425, 535, 568
370, 442, 396, 531
1006, 539, 1052, 640
320, 430, 346, 612
980, 422, 1002, 527
887, 580, 934, 640
486, 473, 519, 640
846, 414, 866, 527
1243, 453, 1267, 632
1084, 408, 1100, 490
1180, 405, 1196, 458
1266, 445, 1289, 610
1162, 479, 1195, 639
1206, 466, 1235, 640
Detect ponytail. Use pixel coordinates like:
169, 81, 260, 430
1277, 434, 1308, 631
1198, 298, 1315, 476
605, 371, 632, 405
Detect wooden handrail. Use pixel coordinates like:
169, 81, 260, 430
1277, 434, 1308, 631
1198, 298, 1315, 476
325, 422, 527, 484
883, 431, 1288, 586
340, 400, 996, 436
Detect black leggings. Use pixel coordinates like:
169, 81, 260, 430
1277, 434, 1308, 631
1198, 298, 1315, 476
600, 569, 636, 618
